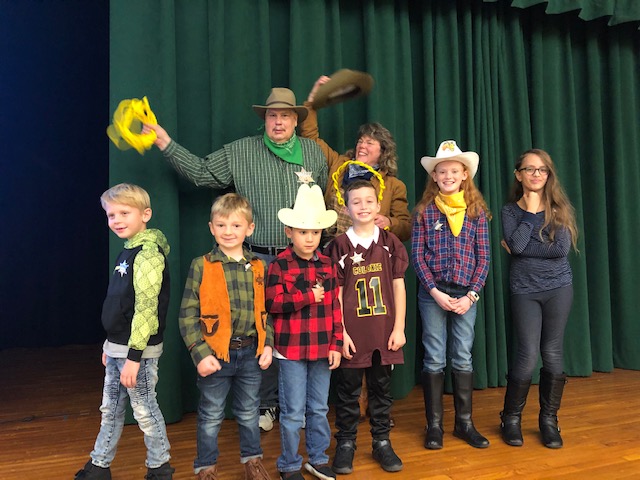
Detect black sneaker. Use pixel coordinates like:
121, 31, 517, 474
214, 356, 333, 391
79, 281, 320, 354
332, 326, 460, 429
279, 471, 305, 480
331, 440, 356, 475
74, 460, 112, 480
372, 439, 403, 472
304, 462, 336, 479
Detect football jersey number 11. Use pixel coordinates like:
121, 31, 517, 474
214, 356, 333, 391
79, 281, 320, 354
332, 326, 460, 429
355, 276, 388, 317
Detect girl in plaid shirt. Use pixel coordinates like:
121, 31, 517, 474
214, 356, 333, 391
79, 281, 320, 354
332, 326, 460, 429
411, 140, 491, 451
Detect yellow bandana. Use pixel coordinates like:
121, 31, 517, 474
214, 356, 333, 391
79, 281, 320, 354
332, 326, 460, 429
434, 191, 467, 237
107, 96, 158, 155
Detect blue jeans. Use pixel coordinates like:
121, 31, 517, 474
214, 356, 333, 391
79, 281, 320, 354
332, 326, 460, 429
195, 344, 262, 471
418, 284, 477, 373
277, 358, 332, 473
90, 356, 170, 468
254, 251, 280, 409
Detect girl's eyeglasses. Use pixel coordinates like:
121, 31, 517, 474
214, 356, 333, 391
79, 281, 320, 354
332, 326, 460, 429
518, 166, 549, 176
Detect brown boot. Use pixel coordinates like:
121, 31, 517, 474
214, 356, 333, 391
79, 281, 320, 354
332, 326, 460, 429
244, 458, 271, 480
196, 465, 218, 480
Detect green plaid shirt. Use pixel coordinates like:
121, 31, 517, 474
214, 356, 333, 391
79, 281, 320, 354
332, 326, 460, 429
179, 247, 274, 366
163, 135, 328, 247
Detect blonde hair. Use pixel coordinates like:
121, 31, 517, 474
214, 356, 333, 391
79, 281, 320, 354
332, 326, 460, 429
100, 183, 151, 211
210, 193, 253, 223
509, 149, 578, 251
415, 163, 492, 220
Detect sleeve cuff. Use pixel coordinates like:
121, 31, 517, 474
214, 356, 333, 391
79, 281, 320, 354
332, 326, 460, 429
127, 348, 143, 362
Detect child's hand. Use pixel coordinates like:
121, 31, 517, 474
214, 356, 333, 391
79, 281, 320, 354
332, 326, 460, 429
342, 331, 356, 360
197, 355, 222, 377
120, 359, 140, 388
523, 191, 542, 213
258, 346, 273, 370
430, 288, 454, 311
388, 329, 406, 351
500, 239, 512, 255
451, 295, 473, 315
101, 353, 107, 367
328, 350, 342, 370
312, 285, 325, 303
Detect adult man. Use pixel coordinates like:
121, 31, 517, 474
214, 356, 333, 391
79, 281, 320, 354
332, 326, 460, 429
144, 87, 328, 432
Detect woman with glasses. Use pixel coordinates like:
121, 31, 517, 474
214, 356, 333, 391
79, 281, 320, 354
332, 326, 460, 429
499, 149, 579, 449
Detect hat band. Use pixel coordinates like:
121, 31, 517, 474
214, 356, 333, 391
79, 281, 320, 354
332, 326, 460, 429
265, 101, 295, 107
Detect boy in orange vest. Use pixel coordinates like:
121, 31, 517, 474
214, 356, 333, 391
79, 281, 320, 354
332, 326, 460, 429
179, 193, 274, 480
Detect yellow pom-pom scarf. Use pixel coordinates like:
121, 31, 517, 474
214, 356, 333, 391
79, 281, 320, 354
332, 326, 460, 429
434, 191, 467, 237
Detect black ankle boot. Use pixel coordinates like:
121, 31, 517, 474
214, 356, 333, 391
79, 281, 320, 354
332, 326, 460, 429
500, 374, 531, 446
421, 371, 444, 449
539, 369, 567, 449
145, 462, 175, 480
452, 370, 489, 448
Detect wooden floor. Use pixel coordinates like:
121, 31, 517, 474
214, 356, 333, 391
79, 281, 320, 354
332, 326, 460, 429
1, 345, 639, 479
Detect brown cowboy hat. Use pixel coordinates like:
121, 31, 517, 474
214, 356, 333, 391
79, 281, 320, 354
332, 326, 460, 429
312, 69, 374, 109
252, 88, 308, 122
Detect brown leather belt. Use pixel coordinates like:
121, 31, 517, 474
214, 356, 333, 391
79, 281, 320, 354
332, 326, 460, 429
229, 337, 256, 350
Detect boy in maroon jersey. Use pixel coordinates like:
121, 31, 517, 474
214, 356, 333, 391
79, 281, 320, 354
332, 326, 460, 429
266, 183, 343, 480
324, 179, 408, 475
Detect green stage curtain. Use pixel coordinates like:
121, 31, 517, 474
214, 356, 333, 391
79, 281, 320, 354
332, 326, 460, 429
110, 0, 640, 423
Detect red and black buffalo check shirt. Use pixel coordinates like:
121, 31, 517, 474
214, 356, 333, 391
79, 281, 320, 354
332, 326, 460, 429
266, 246, 343, 361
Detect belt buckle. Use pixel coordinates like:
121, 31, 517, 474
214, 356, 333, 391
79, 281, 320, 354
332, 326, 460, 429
230, 337, 243, 349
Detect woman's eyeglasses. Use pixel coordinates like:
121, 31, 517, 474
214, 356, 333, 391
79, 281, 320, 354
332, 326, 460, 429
518, 166, 549, 176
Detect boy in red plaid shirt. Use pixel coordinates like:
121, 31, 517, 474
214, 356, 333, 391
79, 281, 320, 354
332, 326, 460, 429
266, 183, 343, 480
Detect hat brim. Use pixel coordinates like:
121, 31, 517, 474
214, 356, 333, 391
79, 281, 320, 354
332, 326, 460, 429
252, 105, 308, 123
420, 152, 479, 178
278, 209, 338, 230
312, 69, 374, 110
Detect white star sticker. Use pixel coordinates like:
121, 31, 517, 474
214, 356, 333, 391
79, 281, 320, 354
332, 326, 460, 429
350, 252, 365, 265
295, 168, 314, 184
114, 260, 129, 277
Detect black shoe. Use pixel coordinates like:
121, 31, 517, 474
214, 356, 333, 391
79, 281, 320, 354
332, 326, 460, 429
372, 439, 403, 473
304, 462, 336, 479
74, 460, 112, 480
332, 440, 356, 474
279, 470, 305, 480
145, 462, 175, 479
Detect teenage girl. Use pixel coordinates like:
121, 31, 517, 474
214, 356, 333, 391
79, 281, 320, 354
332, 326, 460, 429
500, 148, 578, 449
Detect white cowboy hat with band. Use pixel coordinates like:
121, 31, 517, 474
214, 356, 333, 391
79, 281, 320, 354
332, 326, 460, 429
252, 87, 308, 122
420, 140, 479, 178
278, 184, 337, 229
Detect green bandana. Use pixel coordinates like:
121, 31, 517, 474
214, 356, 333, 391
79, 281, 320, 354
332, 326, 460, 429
263, 132, 303, 166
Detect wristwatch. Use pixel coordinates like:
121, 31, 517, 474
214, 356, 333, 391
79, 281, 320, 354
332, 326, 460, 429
467, 291, 480, 303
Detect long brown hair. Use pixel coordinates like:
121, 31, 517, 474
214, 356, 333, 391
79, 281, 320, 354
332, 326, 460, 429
415, 162, 492, 220
509, 148, 578, 251
344, 123, 398, 176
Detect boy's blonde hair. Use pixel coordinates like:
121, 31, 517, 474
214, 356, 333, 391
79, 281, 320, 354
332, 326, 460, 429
100, 183, 151, 211
210, 193, 253, 223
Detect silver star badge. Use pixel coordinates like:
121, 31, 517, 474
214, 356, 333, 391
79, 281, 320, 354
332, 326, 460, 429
350, 252, 365, 265
434, 221, 443, 231
114, 260, 129, 277
295, 167, 314, 184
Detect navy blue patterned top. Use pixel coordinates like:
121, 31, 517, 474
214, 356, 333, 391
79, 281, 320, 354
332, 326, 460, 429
501, 203, 572, 294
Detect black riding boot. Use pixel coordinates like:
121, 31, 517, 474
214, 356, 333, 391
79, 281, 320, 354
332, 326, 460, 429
421, 371, 444, 449
452, 369, 489, 448
500, 374, 531, 446
539, 368, 567, 449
